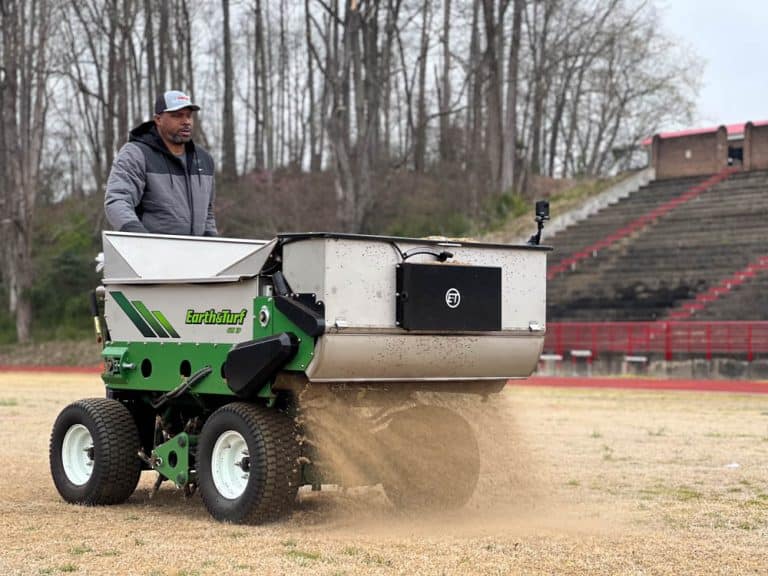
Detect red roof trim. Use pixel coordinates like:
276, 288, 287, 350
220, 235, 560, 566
641, 120, 768, 147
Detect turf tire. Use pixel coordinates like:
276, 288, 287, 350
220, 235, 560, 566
50, 398, 142, 505
198, 402, 300, 524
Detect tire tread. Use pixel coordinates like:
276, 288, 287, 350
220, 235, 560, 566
199, 402, 299, 524
50, 398, 141, 506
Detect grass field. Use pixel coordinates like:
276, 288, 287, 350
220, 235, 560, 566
0, 372, 766, 575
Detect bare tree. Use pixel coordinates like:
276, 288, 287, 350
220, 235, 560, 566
526, 0, 556, 176
221, 0, 237, 181
0, 0, 55, 342
413, 0, 431, 173
481, 0, 508, 192
465, 0, 483, 215
158, 0, 169, 88
144, 0, 157, 112
437, 0, 453, 163
380, 0, 401, 164
312, 0, 381, 231
500, 0, 523, 193
305, 0, 321, 171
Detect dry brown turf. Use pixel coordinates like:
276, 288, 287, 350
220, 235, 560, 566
0, 372, 766, 575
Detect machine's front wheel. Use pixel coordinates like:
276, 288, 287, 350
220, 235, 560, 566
198, 402, 299, 524
49, 398, 142, 505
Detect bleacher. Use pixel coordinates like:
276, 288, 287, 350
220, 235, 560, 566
546, 174, 708, 272
547, 169, 768, 322
688, 256, 768, 320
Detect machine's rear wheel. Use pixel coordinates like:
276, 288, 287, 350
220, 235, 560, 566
198, 402, 299, 524
379, 405, 480, 510
50, 398, 142, 505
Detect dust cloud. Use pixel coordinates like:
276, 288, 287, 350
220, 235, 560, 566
294, 386, 559, 536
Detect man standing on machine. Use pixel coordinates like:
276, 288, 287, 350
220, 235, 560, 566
104, 90, 217, 236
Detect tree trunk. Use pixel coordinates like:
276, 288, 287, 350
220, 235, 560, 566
318, 9, 331, 171
105, 0, 117, 171
362, 1, 380, 168
413, 0, 430, 173
482, 0, 502, 192
547, 62, 572, 177
380, 0, 400, 165
529, 0, 553, 176
305, 0, 320, 171
0, 0, 51, 342
253, 0, 265, 170
158, 0, 168, 89
144, 0, 156, 113
501, 0, 523, 193
116, 0, 130, 147
264, 0, 275, 171
562, 64, 586, 177
220, 0, 237, 181
466, 0, 482, 215
277, 0, 287, 167
324, 0, 377, 232
438, 0, 452, 163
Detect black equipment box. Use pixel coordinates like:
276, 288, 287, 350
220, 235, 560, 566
395, 263, 501, 331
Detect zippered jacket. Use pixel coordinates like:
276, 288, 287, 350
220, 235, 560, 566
104, 121, 217, 236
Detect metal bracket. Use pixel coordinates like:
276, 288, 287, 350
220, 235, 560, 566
151, 433, 195, 487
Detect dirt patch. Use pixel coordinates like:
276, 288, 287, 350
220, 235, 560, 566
1, 373, 766, 575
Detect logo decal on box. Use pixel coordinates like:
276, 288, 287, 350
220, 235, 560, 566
445, 288, 461, 309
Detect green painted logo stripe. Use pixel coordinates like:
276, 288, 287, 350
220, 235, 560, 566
152, 310, 180, 338
111, 292, 157, 337
132, 301, 170, 338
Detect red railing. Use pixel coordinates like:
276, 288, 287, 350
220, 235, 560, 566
544, 322, 768, 361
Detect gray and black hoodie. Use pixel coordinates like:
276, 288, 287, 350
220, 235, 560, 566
104, 121, 217, 236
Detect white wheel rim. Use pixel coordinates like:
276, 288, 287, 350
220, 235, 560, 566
211, 430, 250, 500
61, 424, 94, 486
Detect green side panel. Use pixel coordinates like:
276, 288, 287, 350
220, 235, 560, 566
103, 296, 317, 394
132, 300, 169, 338
252, 297, 275, 341
111, 291, 156, 337
102, 341, 233, 395
152, 433, 195, 486
273, 305, 316, 371
152, 310, 181, 338
253, 297, 316, 371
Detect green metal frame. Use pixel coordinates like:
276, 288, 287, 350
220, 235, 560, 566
103, 342, 233, 394
252, 297, 315, 370
152, 432, 195, 486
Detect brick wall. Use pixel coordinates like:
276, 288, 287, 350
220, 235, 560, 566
651, 127, 728, 179
744, 122, 768, 170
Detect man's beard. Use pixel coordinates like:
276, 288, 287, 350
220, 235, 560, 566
170, 132, 192, 144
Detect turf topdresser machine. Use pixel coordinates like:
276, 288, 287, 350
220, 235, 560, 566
50, 229, 549, 524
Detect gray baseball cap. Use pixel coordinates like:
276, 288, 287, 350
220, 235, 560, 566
155, 90, 200, 114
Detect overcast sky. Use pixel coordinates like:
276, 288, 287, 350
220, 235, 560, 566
659, 0, 768, 128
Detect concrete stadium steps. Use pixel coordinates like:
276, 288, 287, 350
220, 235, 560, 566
667, 256, 768, 321
545, 170, 736, 280
547, 168, 768, 322
546, 175, 709, 267
693, 280, 768, 321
